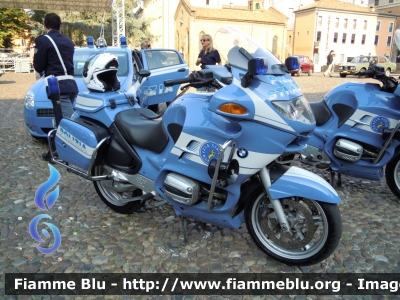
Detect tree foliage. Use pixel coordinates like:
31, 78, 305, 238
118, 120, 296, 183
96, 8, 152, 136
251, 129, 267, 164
0, 8, 30, 48
27, 1, 158, 49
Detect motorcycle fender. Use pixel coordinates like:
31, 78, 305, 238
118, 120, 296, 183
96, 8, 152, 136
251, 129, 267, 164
269, 166, 341, 204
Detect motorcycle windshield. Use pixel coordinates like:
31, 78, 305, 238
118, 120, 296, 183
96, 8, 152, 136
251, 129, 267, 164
214, 27, 285, 75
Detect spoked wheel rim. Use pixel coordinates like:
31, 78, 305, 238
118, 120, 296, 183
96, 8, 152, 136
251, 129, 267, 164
251, 195, 328, 260
94, 165, 141, 207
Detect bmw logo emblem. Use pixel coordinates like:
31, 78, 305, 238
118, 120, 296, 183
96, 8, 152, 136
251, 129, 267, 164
237, 148, 248, 158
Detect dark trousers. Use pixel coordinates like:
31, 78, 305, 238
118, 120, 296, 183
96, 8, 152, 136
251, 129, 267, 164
59, 92, 76, 118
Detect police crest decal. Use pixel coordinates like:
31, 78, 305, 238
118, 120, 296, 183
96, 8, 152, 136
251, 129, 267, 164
370, 116, 390, 133
200, 142, 221, 164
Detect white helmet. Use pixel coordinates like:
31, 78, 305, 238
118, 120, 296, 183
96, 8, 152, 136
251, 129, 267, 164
83, 53, 120, 92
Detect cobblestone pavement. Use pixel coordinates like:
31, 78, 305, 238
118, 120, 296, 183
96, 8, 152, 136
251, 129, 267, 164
1, 72, 400, 299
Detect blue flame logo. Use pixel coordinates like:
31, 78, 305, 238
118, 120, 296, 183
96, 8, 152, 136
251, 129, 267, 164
34, 164, 60, 210
29, 164, 62, 254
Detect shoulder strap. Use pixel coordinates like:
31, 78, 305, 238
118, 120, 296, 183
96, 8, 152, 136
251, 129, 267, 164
44, 34, 68, 76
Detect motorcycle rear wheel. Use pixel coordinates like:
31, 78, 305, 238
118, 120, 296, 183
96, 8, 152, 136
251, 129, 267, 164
92, 163, 144, 214
385, 153, 400, 199
244, 187, 342, 266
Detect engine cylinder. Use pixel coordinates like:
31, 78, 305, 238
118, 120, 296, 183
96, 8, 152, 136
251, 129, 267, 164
163, 173, 201, 205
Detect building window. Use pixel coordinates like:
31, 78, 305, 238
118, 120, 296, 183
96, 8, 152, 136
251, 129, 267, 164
344, 19, 348, 28
376, 21, 381, 31
256, 3, 260, 9
206, 0, 209, 4
316, 31, 321, 42
374, 0, 379, 5
335, 18, 339, 28
363, 20, 367, 30
342, 33, 347, 43
353, 19, 357, 29
389, 22, 394, 32
351, 34, 356, 44
374, 35, 379, 46
334, 32, 338, 43
389, 0, 393, 3
361, 34, 366, 45
318, 16, 322, 26
387, 36, 392, 47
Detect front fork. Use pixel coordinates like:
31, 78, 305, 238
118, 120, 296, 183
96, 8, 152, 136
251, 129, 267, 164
258, 167, 292, 234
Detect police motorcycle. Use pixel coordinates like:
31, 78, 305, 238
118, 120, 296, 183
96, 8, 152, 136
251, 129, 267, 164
284, 59, 400, 199
46, 27, 342, 266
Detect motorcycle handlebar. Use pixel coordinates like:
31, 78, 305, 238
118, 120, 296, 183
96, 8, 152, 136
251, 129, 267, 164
164, 74, 194, 87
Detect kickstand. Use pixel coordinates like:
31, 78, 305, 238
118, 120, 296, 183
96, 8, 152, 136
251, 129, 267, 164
179, 216, 188, 244
330, 169, 336, 188
179, 217, 208, 245
337, 173, 342, 187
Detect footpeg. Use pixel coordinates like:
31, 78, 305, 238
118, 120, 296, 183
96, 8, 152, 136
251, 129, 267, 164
141, 192, 155, 203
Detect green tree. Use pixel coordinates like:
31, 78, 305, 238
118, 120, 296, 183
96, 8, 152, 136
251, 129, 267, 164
28, 3, 158, 48
125, 1, 158, 48
0, 8, 30, 48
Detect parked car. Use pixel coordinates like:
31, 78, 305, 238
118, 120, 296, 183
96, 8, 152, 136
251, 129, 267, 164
0, 69, 4, 77
24, 37, 189, 139
285, 55, 314, 76
338, 55, 396, 78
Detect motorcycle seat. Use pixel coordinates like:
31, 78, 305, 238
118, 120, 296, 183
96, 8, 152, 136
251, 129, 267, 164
309, 101, 331, 126
114, 108, 168, 153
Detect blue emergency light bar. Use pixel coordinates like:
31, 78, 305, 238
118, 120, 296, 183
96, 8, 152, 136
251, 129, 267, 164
87, 36, 94, 48
120, 36, 127, 48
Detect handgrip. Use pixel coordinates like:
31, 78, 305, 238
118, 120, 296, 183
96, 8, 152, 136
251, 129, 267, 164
164, 74, 194, 86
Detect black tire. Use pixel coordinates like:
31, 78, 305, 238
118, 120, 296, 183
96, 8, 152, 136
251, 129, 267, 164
244, 186, 342, 266
340, 74, 346, 78
385, 152, 400, 199
385, 68, 391, 77
358, 68, 366, 78
297, 68, 302, 76
92, 163, 144, 214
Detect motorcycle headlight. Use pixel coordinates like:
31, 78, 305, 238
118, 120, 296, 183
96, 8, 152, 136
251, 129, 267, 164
272, 96, 315, 125
25, 90, 35, 109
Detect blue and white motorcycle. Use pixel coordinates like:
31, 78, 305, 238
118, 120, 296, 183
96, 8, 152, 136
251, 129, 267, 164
288, 62, 400, 199
46, 27, 342, 266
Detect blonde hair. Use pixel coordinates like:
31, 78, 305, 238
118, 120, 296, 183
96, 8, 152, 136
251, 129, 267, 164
201, 34, 214, 53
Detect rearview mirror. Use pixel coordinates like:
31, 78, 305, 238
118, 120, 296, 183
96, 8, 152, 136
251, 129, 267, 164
139, 69, 151, 77
138, 69, 151, 83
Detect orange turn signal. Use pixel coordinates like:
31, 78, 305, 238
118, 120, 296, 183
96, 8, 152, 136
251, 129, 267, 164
219, 103, 247, 115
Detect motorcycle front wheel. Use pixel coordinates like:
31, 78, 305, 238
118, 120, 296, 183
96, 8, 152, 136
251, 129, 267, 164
92, 163, 144, 214
244, 187, 342, 266
385, 152, 400, 199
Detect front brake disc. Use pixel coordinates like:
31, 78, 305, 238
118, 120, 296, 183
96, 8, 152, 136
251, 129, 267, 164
259, 198, 316, 249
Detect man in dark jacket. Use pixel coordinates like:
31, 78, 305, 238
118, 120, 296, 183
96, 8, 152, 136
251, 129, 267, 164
323, 50, 335, 77
33, 13, 78, 161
